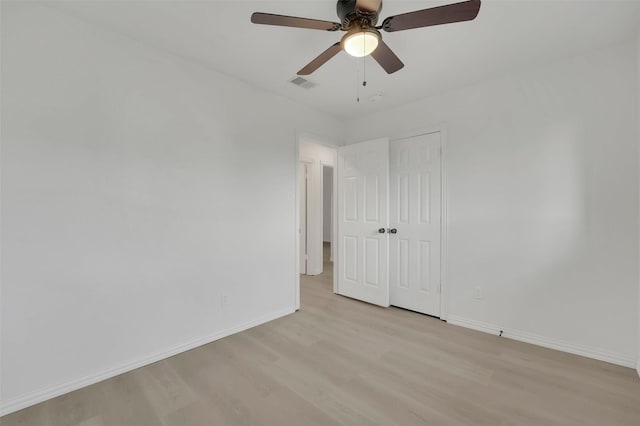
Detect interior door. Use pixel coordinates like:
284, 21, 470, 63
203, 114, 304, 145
389, 132, 442, 316
337, 138, 389, 307
299, 162, 308, 275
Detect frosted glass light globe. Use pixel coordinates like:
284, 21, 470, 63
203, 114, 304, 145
343, 31, 379, 57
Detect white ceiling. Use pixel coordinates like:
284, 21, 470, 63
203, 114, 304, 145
51, 0, 640, 121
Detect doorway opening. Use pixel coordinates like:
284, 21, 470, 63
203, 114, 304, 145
295, 135, 338, 310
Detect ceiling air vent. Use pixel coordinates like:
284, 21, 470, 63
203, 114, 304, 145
289, 76, 317, 90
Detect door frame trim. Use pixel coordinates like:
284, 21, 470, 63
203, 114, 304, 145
299, 160, 312, 275
390, 124, 449, 321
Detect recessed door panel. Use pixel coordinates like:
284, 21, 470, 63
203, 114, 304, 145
419, 240, 431, 292
364, 237, 380, 287
398, 238, 409, 289
344, 236, 358, 282
419, 172, 431, 224
344, 177, 358, 222
398, 174, 410, 224
364, 175, 379, 223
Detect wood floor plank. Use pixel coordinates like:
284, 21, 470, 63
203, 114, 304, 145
3, 248, 640, 425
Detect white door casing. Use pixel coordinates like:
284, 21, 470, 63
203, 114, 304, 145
337, 138, 390, 307
389, 132, 442, 316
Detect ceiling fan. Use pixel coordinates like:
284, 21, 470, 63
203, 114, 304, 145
251, 0, 481, 76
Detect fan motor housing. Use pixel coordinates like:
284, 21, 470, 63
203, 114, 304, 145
337, 0, 382, 29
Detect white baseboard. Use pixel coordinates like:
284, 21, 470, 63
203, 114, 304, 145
447, 315, 636, 369
0, 307, 295, 417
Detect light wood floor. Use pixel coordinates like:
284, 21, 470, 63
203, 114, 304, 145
3, 245, 640, 425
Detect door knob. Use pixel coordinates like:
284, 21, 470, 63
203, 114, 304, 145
378, 228, 386, 234
388, 228, 397, 234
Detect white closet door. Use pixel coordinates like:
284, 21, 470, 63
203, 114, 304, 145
389, 132, 442, 316
337, 138, 390, 307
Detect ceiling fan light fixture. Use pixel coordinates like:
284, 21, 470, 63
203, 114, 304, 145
252, 0, 482, 75
341, 27, 380, 57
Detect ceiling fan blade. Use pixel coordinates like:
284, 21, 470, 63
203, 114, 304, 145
381, 0, 481, 32
298, 42, 343, 75
356, 0, 382, 13
251, 13, 341, 31
370, 40, 404, 74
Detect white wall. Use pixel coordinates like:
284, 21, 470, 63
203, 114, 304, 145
299, 138, 337, 276
0, 2, 344, 414
323, 166, 333, 243
346, 42, 639, 367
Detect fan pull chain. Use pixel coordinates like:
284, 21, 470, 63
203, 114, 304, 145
362, 33, 367, 89
356, 36, 368, 102
356, 54, 360, 102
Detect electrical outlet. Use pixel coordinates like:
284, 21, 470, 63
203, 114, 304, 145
472, 286, 483, 300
